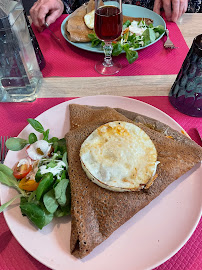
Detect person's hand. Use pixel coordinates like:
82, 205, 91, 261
30, 0, 64, 31
153, 0, 188, 22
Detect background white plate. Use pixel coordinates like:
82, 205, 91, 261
61, 4, 166, 53
1, 96, 201, 270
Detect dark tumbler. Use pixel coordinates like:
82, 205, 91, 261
169, 34, 202, 117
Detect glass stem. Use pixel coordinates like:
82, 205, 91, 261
103, 42, 113, 67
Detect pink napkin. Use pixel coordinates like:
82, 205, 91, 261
0, 97, 201, 270
32, 15, 189, 77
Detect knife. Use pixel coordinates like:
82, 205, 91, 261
45, 22, 61, 41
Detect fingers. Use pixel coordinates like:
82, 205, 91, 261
158, 0, 188, 22
162, 0, 172, 21
153, 0, 163, 15
30, 1, 42, 31
170, 0, 188, 22
178, 0, 188, 19
45, 9, 63, 25
170, 0, 180, 22
30, 0, 64, 31
31, 2, 50, 31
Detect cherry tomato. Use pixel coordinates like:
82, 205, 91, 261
18, 174, 39, 191
13, 158, 32, 179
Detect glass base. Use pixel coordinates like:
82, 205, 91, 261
95, 61, 121, 75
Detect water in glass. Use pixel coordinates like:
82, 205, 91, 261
0, 0, 42, 102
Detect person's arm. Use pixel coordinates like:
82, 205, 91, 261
30, 0, 64, 31
153, 0, 188, 22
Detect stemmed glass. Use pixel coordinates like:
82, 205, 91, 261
94, 0, 123, 75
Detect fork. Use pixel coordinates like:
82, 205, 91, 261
164, 29, 177, 49
0, 136, 9, 164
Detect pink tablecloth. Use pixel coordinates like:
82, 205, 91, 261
0, 96, 201, 270
32, 15, 189, 77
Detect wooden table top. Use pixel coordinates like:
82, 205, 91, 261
38, 13, 201, 98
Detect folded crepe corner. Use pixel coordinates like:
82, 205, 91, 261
65, 0, 94, 42
65, 104, 202, 259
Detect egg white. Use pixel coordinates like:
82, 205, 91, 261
26, 140, 51, 160
84, 10, 95, 29
80, 121, 158, 192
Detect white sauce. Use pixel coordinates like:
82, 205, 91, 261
152, 161, 160, 177
17, 158, 31, 167
39, 161, 66, 176
129, 21, 147, 36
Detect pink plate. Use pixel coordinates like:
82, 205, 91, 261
1, 96, 201, 270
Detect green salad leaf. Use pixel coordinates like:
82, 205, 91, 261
36, 172, 54, 201
27, 118, 44, 133
20, 200, 54, 229
0, 194, 23, 212
6, 137, 28, 151
142, 28, 156, 45
28, 133, 37, 144
112, 43, 123, 56
0, 118, 71, 229
43, 189, 59, 214
43, 129, 50, 141
0, 165, 27, 196
54, 178, 69, 207
0, 163, 15, 177
88, 19, 165, 64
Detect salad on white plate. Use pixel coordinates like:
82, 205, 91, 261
88, 19, 165, 63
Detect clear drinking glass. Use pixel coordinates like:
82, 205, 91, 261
94, 0, 123, 75
0, 0, 42, 102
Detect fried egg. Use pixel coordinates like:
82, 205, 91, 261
80, 121, 158, 192
26, 140, 51, 160
84, 10, 95, 29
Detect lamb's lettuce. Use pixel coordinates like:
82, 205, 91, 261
88, 19, 165, 64
0, 119, 71, 230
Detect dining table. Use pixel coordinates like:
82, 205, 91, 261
0, 11, 202, 270
38, 13, 202, 98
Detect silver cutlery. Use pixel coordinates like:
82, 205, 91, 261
45, 22, 61, 41
0, 136, 9, 164
164, 29, 177, 49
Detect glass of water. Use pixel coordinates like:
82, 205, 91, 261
0, 0, 42, 102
